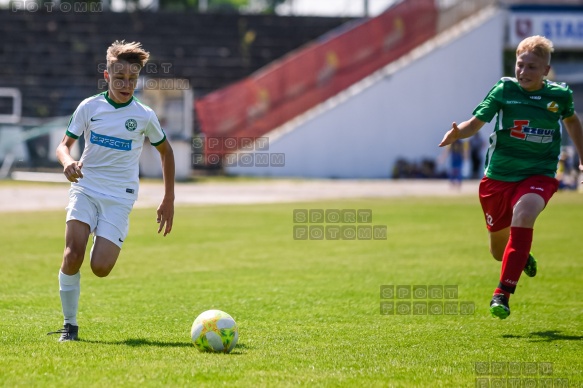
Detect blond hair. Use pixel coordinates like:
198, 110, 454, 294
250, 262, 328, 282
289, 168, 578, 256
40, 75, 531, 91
516, 35, 554, 65
106, 40, 150, 70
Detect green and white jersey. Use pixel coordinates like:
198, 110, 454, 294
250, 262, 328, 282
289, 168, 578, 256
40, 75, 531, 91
473, 77, 574, 182
66, 92, 166, 200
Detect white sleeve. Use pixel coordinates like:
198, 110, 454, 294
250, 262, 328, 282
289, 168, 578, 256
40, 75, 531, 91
66, 101, 89, 139
145, 111, 166, 146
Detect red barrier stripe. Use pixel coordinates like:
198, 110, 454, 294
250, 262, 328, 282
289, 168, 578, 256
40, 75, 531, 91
195, 0, 438, 157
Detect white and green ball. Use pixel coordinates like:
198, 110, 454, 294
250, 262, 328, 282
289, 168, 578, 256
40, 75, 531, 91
191, 310, 238, 353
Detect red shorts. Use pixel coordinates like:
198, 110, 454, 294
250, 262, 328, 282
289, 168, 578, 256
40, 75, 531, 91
478, 175, 559, 232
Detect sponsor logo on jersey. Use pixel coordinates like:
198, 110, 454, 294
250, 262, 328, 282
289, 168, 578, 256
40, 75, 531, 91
90, 117, 102, 121
509, 120, 553, 143
90, 130, 132, 151
125, 119, 138, 132
529, 96, 541, 100
547, 101, 559, 113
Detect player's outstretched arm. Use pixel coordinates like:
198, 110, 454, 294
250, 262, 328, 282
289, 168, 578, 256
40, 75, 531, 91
439, 116, 486, 147
155, 140, 175, 236
562, 112, 583, 181
56, 135, 83, 183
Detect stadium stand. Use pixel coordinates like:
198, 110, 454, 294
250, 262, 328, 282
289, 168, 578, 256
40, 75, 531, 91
0, 10, 352, 121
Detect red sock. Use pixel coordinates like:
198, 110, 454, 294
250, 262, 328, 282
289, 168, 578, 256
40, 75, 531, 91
493, 227, 533, 299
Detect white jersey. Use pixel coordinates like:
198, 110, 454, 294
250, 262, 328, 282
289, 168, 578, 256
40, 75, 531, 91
66, 92, 166, 200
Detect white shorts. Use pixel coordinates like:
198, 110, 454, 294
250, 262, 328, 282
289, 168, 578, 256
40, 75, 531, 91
66, 187, 135, 248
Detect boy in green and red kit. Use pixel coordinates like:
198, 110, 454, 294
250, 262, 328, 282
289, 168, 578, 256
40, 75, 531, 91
439, 35, 583, 319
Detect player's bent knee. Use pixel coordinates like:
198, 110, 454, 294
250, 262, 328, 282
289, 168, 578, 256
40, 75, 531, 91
90, 262, 114, 277
90, 236, 121, 277
92, 269, 111, 278
512, 194, 545, 227
489, 242, 505, 261
89, 254, 118, 277
490, 250, 503, 261
511, 210, 539, 227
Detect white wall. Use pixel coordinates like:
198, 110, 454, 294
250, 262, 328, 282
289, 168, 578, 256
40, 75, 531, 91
226, 8, 505, 178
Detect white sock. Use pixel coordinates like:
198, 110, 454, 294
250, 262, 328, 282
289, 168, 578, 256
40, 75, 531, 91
59, 270, 80, 326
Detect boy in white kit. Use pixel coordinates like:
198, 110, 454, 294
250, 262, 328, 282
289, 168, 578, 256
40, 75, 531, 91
49, 41, 175, 341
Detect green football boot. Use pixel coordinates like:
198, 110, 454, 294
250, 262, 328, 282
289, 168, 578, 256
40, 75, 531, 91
523, 253, 537, 278
490, 294, 510, 320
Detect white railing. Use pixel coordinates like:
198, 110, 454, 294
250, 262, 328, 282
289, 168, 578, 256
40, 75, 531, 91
0, 88, 22, 125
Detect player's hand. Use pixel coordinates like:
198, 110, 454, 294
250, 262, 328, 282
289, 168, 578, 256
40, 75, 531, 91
63, 160, 83, 183
439, 122, 461, 147
156, 197, 174, 236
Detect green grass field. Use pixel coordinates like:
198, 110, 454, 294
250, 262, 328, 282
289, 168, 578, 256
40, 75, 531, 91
1, 191, 582, 387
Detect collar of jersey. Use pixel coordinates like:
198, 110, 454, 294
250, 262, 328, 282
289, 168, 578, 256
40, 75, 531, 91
104, 91, 134, 109
516, 79, 548, 94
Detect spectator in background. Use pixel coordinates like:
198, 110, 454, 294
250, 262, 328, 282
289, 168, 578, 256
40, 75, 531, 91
438, 139, 467, 190
469, 132, 486, 179
557, 146, 578, 190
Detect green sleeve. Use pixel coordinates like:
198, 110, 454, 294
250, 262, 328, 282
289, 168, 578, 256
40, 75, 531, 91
472, 80, 503, 123
561, 86, 575, 119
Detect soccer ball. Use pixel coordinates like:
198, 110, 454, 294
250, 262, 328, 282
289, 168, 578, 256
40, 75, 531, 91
191, 309, 238, 353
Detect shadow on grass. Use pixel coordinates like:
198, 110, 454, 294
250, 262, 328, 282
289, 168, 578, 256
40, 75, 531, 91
80, 338, 192, 347
502, 331, 583, 342
79, 337, 249, 353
